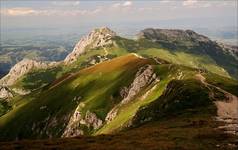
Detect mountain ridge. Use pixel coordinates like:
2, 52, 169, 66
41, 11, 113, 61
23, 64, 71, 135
0, 27, 237, 148
1, 27, 237, 89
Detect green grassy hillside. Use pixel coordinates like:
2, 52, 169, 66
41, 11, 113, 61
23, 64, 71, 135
1, 53, 237, 141
0, 29, 237, 149
0, 54, 154, 140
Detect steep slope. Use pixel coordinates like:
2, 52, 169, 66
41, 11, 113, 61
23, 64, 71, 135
1, 53, 237, 141
0, 64, 237, 149
64, 27, 116, 64
0, 54, 155, 140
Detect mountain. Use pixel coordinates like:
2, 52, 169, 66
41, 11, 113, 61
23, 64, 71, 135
0, 59, 58, 86
64, 27, 116, 64
0, 27, 237, 149
0, 38, 73, 79
137, 28, 238, 78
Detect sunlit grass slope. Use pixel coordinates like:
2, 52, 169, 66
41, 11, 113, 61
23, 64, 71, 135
0, 54, 153, 139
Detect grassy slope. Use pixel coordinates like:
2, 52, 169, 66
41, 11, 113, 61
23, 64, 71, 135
1, 77, 237, 149
11, 46, 127, 90
96, 65, 200, 134
1, 35, 237, 140
0, 54, 153, 140
138, 48, 229, 77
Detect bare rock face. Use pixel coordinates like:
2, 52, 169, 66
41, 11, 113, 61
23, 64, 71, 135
84, 111, 103, 130
121, 65, 158, 104
64, 27, 116, 64
0, 59, 57, 86
62, 102, 102, 137
62, 105, 84, 137
0, 86, 13, 100
105, 65, 159, 123
105, 107, 118, 123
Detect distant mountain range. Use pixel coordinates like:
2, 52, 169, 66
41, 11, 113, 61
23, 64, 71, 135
0, 27, 237, 149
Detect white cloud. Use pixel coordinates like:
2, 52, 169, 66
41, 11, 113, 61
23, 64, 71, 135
160, 0, 171, 3
123, 1, 132, 7
1, 8, 37, 16
182, 0, 213, 8
182, 0, 198, 6
51, 1, 80, 7
1, 7, 102, 17
112, 1, 133, 8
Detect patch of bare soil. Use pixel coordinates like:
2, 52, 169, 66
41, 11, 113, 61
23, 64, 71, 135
195, 74, 238, 136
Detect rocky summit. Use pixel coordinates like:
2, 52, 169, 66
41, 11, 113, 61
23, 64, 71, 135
64, 27, 116, 64
137, 28, 211, 45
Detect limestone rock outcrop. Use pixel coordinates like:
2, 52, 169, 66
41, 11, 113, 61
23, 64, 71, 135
105, 65, 160, 123
62, 102, 103, 137
0, 86, 13, 100
64, 27, 116, 64
121, 65, 158, 104
0, 59, 57, 86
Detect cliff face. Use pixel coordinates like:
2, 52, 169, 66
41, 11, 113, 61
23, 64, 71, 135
64, 27, 116, 64
105, 65, 159, 124
0, 59, 57, 86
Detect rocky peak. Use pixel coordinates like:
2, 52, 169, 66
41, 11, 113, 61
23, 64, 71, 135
0, 59, 57, 86
64, 27, 117, 64
137, 28, 211, 48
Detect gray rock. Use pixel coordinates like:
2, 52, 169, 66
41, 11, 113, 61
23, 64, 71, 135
85, 111, 103, 130
64, 27, 116, 64
121, 65, 157, 104
105, 65, 159, 123
62, 103, 102, 137
0, 59, 58, 86
62, 106, 83, 137
0, 86, 13, 100
105, 107, 118, 123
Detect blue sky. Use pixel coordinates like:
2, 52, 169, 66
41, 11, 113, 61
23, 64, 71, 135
0, 0, 237, 35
